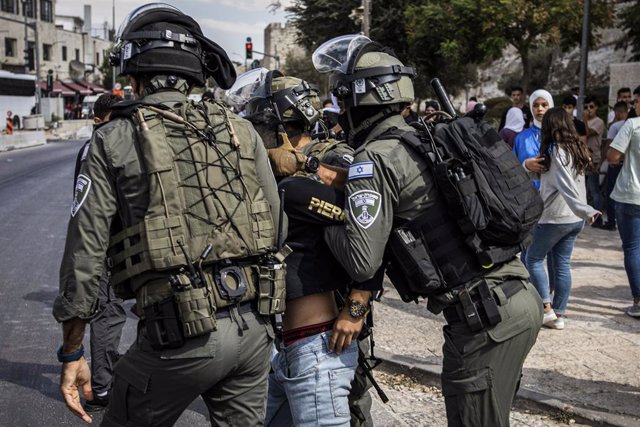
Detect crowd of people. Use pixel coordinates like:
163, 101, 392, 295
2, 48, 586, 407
49, 4, 639, 427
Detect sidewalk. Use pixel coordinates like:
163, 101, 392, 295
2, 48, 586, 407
374, 225, 640, 426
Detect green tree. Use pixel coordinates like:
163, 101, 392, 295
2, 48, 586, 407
282, 52, 331, 96
618, 0, 640, 60
406, 0, 614, 93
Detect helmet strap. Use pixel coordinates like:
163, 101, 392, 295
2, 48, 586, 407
347, 105, 400, 146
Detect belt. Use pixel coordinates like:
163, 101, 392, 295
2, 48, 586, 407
443, 279, 525, 329
215, 300, 256, 319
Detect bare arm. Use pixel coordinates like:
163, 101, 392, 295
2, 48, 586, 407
60, 318, 93, 424
607, 147, 624, 165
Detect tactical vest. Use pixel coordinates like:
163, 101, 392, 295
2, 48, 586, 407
107, 100, 279, 313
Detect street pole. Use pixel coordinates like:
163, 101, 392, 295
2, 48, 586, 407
577, 0, 590, 115
23, 1, 28, 74
362, 0, 371, 37
34, 21, 41, 115
112, 0, 116, 90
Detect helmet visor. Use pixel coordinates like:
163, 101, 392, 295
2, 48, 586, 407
225, 68, 270, 110
312, 34, 371, 74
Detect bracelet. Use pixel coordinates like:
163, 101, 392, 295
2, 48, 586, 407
57, 344, 84, 363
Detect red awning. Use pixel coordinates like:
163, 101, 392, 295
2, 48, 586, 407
82, 81, 106, 94
61, 81, 92, 96
39, 80, 75, 97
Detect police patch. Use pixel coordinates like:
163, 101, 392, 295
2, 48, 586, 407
348, 162, 374, 180
71, 174, 92, 217
349, 190, 382, 229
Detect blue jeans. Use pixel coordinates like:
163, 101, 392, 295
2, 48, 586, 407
526, 221, 584, 315
265, 331, 358, 427
616, 202, 640, 298
586, 172, 602, 211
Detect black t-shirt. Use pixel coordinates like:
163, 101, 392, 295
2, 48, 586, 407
278, 177, 352, 300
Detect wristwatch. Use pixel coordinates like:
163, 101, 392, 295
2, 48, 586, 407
347, 299, 369, 320
304, 155, 320, 173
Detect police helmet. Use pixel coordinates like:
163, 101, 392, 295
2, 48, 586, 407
312, 35, 415, 109
109, 3, 236, 88
226, 68, 321, 130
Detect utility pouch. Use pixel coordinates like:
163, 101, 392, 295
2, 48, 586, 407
458, 288, 484, 332
143, 296, 185, 350
174, 287, 217, 338
434, 159, 488, 235
387, 226, 445, 300
477, 280, 502, 327
257, 246, 290, 316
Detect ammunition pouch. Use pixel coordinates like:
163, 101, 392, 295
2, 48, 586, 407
174, 286, 217, 338
256, 245, 291, 316
442, 279, 524, 331
143, 296, 185, 351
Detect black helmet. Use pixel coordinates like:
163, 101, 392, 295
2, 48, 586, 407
109, 3, 236, 88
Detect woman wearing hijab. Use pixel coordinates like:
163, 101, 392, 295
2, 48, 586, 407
500, 107, 525, 148
526, 108, 601, 329
513, 89, 554, 189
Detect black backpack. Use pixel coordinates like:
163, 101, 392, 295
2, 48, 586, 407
387, 116, 543, 268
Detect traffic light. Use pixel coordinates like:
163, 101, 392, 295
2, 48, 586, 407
245, 37, 253, 59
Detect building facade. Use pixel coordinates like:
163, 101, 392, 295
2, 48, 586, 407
263, 22, 305, 70
0, 1, 112, 83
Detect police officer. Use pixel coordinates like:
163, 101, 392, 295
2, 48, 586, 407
53, 4, 284, 426
313, 35, 543, 426
228, 69, 373, 426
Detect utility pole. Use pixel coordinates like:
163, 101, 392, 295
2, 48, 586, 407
23, 0, 28, 74
362, 0, 371, 37
577, 0, 590, 115
112, 0, 116, 90
34, 20, 41, 114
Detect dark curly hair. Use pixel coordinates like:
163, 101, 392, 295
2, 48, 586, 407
540, 107, 591, 175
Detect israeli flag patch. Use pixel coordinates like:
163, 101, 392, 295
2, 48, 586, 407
348, 162, 374, 180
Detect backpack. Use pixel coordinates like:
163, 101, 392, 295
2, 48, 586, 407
387, 116, 543, 269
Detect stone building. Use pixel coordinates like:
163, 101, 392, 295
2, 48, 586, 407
263, 22, 305, 70
0, 1, 112, 84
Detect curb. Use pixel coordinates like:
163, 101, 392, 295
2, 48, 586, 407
375, 349, 640, 427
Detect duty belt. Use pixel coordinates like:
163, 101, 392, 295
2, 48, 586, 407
443, 279, 525, 331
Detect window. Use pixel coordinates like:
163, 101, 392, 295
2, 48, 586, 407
27, 42, 35, 71
62, 46, 67, 61
5, 38, 16, 57
75, 48, 79, 62
43, 43, 51, 61
1, 0, 17, 14
22, 0, 35, 18
39, 0, 51, 22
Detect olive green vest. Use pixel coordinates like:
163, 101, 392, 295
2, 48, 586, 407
107, 100, 277, 305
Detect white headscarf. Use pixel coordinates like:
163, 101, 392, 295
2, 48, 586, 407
529, 89, 554, 128
504, 107, 525, 132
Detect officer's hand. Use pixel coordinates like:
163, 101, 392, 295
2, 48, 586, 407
60, 357, 93, 424
329, 308, 364, 355
524, 156, 546, 174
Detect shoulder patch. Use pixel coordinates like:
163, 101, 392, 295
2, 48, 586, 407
348, 162, 374, 180
349, 190, 382, 229
71, 174, 92, 217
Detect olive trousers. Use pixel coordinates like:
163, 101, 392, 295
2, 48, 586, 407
102, 310, 273, 427
442, 262, 543, 427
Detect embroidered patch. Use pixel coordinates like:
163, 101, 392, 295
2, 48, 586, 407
342, 154, 354, 165
349, 190, 382, 229
71, 174, 92, 217
353, 78, 366, 94
348, 162, 374, 180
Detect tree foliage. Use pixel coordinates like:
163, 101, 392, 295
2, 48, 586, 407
285, 0, 615, 96
618, 0, 640, 60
